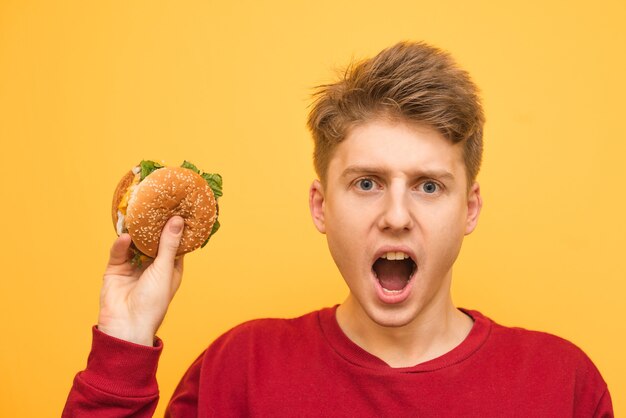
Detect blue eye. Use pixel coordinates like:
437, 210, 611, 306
422, 181, 438, 193
357, 178, 375, 191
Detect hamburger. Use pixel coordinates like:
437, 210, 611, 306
112, 160, 222, 263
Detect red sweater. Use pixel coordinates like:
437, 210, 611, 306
63, 307, 613, 417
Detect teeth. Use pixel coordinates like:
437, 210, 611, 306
382, 251, 409, 260
382, 288, 403, 294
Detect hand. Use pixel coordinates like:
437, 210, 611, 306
97, 216, 185, 346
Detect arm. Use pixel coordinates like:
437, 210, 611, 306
63, 217, 186, 417
592, 389, 614, 418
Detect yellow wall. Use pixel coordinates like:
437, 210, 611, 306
1, 1, 624, 416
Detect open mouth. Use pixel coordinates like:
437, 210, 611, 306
372, 251, 417, 293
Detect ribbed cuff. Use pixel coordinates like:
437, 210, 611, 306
78, 326, 163, 397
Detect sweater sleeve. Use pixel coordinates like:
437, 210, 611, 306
62, 326, 163, 418
164, 351, 206, 417
592, 389, 614, 418
571, 343, 614, 418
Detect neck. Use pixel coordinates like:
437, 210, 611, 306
336, 296, 473, 368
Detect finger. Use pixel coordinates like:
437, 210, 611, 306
171, 255, 185, 294
174, 255, 184, 276
153, 216, 184, 272
108, 234, 132, 266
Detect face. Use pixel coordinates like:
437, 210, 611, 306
309, 120, 481, 329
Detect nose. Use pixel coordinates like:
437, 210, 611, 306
378, 184, 414, 232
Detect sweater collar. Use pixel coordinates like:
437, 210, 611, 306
318, 305, 492, 373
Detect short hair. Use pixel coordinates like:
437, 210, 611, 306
307, 41, 485, 187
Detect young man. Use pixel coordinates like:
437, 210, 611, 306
63, 42, 613, 417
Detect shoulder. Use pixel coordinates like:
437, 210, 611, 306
193, 308, 330, 386
460, 310, 613, 416
222, 308, 323, 338
468, 310, 593, 365
203, 308, 327, 358
479, 311, 591, 364
470, 310, 609, 391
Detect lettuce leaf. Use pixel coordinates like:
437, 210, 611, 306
180, 161, 223, 199
180, 160, 201, 174
201, 173, 223, 198
201, 219, 220, 248
129, 247, 150, 267
180, 161, 223, 244
140, 160, 164, 180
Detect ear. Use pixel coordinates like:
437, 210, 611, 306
309, 180, 326, 234
465, 182, 482, 235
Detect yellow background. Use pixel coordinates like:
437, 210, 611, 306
1, 1, 624, 416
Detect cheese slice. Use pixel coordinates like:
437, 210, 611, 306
118, 173, 140, 216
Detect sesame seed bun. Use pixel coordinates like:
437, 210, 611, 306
112, 166, 217, 258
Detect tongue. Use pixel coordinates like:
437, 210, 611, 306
373, 259, 411, 291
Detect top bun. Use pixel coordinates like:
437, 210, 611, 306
117, 166, 217, 257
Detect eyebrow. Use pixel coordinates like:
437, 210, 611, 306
341, 165, 456, 181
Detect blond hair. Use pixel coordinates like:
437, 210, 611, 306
307, 41, 485, 186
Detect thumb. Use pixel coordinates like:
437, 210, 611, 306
108, 233, 132, 266
154, 216, 185, 267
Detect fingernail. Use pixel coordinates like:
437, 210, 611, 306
170, 218, 184, 234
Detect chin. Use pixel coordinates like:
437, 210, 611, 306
363, 302, 423, 329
